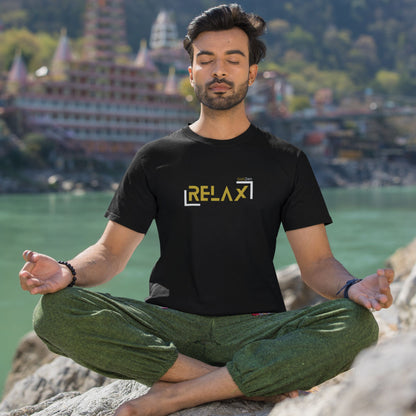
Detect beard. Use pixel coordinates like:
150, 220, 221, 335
194, 78, 249, 110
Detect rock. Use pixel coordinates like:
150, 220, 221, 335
372, 257, 416, 337
3, 331, 416, 416
386, 237, 416, 280
0, 356, 111, 412
268, 329, 416, 416
396, 262, 416, 329
3, 331, 57, 396
0, 370, 274, 416
334, 330, 416, 416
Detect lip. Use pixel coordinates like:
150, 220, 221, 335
209, 83, 231, 92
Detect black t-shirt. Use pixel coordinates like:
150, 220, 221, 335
105, 124, 332, 316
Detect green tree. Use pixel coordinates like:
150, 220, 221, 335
372, 70, 400, 94
179, 76, 199, 111
322, 26, 352, 69
22, 132, 57, 168
285, 26, 316, 61
0, 9, 28, 29
347, 35, 379, 85
288, 95, 311, 113
0, 28, 57, 73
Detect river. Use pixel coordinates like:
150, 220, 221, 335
1, 186, 416, 395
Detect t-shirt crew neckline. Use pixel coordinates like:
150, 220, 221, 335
183, 124, 255, 146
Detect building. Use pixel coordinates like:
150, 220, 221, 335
149, 10, 189, 73
246, 70, 291, 119
3, 0, 195, 156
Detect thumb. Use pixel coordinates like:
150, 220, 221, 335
377, 269, 392, 293
22, 250, 39, 264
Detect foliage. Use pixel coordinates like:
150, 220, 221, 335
288, 95, 311, 113
373, 70, 400, 95
22, 132, 57, 168
0, 121, 27, 172
0, 28, 57, 73
178, 76, 199, 111
1, 0, 416, 98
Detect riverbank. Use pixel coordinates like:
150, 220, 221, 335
0, 169, 122, 194
312, 157, 416, 188
1, 157, 415, 194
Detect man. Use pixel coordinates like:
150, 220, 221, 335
19, 4, 394, 416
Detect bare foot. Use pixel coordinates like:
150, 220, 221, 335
114, 382, 177, 416
114, 382, 299, 416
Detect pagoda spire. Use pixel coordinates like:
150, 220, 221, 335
7, 50, 28, 93
150, 10, 179, 50
83, 0, 128, 63
134, 39, 157, 71
50, 28, 72, 79
165, 66, 178, 95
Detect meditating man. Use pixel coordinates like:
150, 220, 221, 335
19, 4, 394, 416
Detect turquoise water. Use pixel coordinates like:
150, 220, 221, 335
1, 187, 416, 395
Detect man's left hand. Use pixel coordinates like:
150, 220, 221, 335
348, 269, 394, 311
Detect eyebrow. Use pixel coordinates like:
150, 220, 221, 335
196, 49, 246, 58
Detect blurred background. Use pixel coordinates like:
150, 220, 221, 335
1, 0, 416, 396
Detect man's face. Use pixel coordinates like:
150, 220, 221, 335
189, 28, 258, 111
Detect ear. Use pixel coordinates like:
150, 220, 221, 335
188, 66, 195, 87
248, 64, 258, 86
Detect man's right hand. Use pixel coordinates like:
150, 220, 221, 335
19, 250, 74, 295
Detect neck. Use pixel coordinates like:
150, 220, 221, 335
189, 102, 251, 140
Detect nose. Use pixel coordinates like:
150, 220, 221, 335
212, 60, 227, 79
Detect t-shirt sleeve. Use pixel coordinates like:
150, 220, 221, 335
104, 152, 157, 234
281, 150, 332, 231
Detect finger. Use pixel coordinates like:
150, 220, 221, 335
19, 270, 42, 290
376, 292, 393, 308
22, 250, 38, 263
22, 250, 35, 262
384, 268, 395, 284
377, 269, 392, 294
19, 269, 33, 290
377, 268, 395, 286
24, 277, 50, 295
29, 284, 49, 295
355, 294, 373, 310
369, 296, 385, 311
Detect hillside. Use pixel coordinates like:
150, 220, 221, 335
1, 0, 416, 95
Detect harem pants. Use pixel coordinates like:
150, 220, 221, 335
33, 287, 379, 397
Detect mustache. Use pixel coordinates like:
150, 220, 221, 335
207, 78, 234, 87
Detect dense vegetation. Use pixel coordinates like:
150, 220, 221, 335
1, 0, 416, 98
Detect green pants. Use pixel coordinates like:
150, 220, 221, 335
33, 287, 378, 397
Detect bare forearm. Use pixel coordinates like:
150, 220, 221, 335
65, 242, 124, 287
301, 256, 355, 300
20, 222, 143, 295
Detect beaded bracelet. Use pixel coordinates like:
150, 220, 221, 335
336, 278, 361, 299
58, 261, 77, 287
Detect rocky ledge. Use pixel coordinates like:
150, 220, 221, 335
1, 238, 416, 416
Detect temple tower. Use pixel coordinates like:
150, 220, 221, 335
7, 51, 28, 94
83, 0, 128, 62
135, 39, 157, 71
50, 28, 72, 79
164, 66, 178, 95
150, 10, 179, 50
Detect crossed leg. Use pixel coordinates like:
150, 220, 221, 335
33, 290, 376, 416
115, 353, 298, 416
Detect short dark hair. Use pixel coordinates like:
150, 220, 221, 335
183, 3, 266, 66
